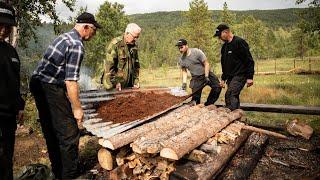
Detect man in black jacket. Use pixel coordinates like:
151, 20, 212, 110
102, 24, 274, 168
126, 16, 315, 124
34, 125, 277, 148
0, 2, 25, 180
214, 24, 255, 110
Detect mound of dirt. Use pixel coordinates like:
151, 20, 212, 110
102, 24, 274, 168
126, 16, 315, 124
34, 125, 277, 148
97, 92, 186, 124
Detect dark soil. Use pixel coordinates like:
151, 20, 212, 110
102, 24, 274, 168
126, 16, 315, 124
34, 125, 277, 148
97, 92, 185, 124
13, 133, 48, 173
249, 134, 320, 179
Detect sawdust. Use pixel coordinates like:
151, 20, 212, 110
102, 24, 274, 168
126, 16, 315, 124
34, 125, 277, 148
97, 92, 186, 124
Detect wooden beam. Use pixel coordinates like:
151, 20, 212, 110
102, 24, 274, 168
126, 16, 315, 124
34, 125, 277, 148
160, 109, 244, 160
171, 130, 251, 179
218, 103, 320, 115
217, 133, 269, 179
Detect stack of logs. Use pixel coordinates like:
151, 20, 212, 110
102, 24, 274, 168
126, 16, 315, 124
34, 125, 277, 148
97, 103, 257, 179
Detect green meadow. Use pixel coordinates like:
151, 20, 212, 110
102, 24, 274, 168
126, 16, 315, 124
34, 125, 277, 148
140, 58, 320, 132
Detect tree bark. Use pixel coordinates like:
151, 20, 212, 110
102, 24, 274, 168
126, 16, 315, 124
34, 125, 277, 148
100, 104, 201, 150
131, 106, 217, 154
183, 149, 208, 163
217, 133, 269, 180
171, 130, 251, 180
160, 109, 245, 160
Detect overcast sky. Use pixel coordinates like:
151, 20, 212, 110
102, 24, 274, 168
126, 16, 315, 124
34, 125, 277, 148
55, 0, 308, 21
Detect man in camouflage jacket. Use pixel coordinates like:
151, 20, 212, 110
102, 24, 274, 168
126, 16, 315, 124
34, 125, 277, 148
102, 23, 141, 90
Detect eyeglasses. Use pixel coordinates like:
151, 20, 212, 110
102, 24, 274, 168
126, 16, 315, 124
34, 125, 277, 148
178, 46, 184, 49
87, 25, 96, 31
129, 32, 139, 39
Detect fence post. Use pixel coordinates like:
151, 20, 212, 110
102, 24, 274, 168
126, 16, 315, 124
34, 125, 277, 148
274, 59, 277, 74
309, 57, 311, 72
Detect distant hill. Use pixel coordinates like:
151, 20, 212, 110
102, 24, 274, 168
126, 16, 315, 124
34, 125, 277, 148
129, 8, 305, 30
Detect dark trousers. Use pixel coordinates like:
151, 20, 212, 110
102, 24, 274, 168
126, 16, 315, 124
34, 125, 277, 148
29, 77, 80, 179
0, 118, 16, 180
191, 73, 222, 105
225, 76, 247, 111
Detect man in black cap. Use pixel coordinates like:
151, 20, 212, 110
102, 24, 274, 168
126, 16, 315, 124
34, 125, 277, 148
176, 39, 221, 105
214, 24, 255, 110
29, 12, 101, 179
0, 2, 25, 180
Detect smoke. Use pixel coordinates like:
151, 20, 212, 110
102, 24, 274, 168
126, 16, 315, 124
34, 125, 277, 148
79, 66, 98, 91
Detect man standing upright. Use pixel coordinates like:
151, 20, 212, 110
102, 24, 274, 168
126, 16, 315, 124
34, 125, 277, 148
176, 39, 221, 105
102, 23, 141, 91
29, 12, 101, 179
214, 24, 255, 110
0, 2, 25, 180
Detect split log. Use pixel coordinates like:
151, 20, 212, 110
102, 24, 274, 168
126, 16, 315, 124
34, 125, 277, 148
183, 149, 208, 163
217, 133, 269, 180
115, 146, 131, 166
242, 124, 288, 139
286, 119, 313, 139
101, 104, 202, 150
160, 109, 245, 160
131, 106, 216, 154
171, 130, 251, 180
98, 148, 113, 170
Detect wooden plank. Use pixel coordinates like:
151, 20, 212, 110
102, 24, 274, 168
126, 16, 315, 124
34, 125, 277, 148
217, 133, 269, 180
160, 109, 244, 160
171, 130, 251, 180
241, 103, 320, 115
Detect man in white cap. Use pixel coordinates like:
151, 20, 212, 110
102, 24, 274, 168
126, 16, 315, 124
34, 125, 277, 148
29, 12, 101, 179
0, 2, 25, 180
102, 23, 142, 91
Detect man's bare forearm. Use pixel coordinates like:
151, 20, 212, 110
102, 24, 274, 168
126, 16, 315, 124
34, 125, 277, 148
65, 80, 81, 110
204, 59, 210, 77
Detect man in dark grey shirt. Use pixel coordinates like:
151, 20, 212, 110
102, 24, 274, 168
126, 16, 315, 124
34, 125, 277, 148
176, 39, 221, 105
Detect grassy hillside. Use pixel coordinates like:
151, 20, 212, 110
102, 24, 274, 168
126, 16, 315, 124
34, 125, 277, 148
129, 8, 304, 30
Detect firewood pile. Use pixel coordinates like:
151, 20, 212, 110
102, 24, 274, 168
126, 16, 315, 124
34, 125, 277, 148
97, 104, 257, 179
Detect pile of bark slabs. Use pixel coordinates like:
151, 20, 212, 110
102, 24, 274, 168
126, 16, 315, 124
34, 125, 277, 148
97, 104, 249, 179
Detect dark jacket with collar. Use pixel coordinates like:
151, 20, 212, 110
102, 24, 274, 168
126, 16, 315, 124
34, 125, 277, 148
0, 40, 25, 118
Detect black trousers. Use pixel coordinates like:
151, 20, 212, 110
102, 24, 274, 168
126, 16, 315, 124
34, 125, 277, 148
0, 117, 16, 180
190, 73, 222, 105
29, 77, 80, 179
225, 76, 247, 111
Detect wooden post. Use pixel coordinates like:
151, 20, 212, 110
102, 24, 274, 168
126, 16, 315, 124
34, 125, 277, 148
309, 57, 311, 72
274, 58, 277, 74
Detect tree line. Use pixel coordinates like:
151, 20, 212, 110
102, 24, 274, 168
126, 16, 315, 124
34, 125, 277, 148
13, 0, 320, 80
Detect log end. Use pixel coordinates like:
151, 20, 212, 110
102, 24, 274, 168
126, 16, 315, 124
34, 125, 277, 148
147, 146, 160, 154
160, 148, 179, 160
131, 143, 143, 154
102, 140, 115, 150
98, 148, 113, 170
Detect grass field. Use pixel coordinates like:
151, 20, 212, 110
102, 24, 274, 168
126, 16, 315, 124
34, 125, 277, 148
140, 58, 320, 132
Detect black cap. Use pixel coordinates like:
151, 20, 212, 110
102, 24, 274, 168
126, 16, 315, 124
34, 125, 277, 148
175, 39, 188, 46
76, 12, 102, 29
214, 24, 229, 37
0, 2, 16, 26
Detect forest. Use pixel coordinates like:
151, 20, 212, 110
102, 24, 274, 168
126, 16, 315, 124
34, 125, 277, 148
16, 1, 320, 83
